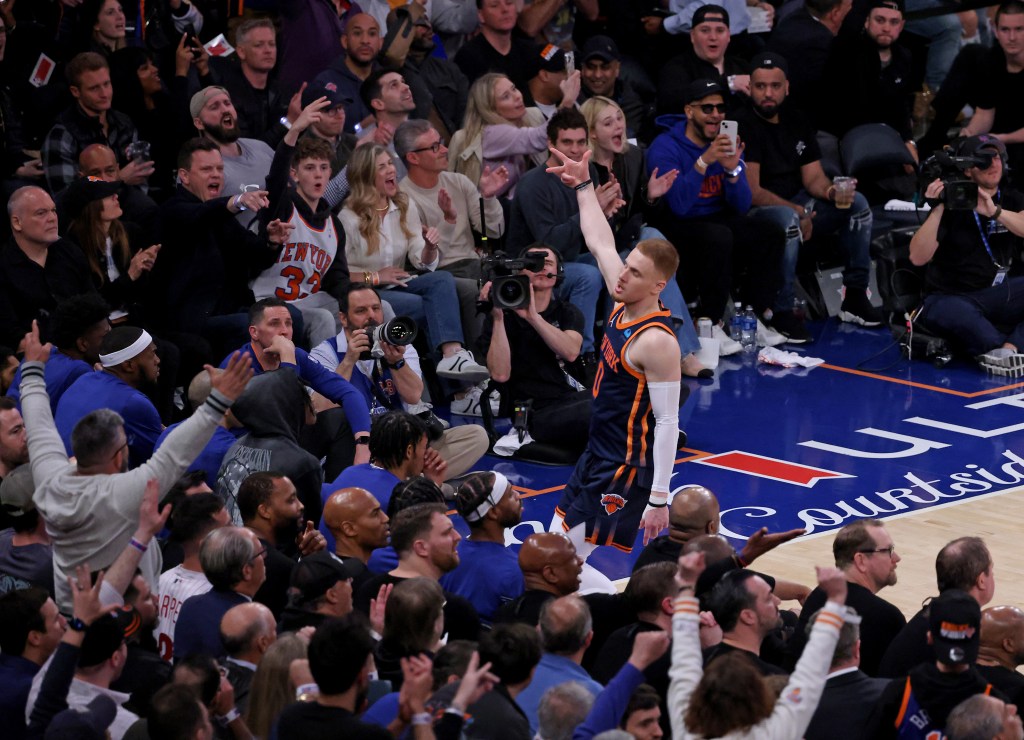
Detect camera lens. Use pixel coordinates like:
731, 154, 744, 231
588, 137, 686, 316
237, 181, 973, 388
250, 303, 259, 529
498, 280, 524, 305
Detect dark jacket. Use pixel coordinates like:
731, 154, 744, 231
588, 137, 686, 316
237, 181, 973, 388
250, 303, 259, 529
210, 57, 290, 148
150, 186, 281, 333
804, 669, 888, 740
656, 47, 750, 117
216, 369, 324, 524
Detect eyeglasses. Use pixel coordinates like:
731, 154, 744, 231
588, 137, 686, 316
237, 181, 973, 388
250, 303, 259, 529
696, 103, 727, 114
250, 546, 268, 562
859, 545, 896, 558
109, 441, 129, 462
411, 141, 443, 154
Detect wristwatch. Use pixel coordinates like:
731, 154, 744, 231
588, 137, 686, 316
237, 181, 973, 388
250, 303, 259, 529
725, 163, 743, 178
355, 436, 370, 445
67, 617, 87, 632
388, 359, 406, 370
279, 116, 293, 130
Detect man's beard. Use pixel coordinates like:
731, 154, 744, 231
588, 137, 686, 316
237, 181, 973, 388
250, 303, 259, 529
205, 120, 240, 144
412, 35, 435, 53
275, 517, 303, 543
754, 101, 779, 119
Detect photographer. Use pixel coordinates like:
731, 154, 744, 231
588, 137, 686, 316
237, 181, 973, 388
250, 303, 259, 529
482, 245, 591, 455
310, 283, 489, 481
910, 135, 1024, 368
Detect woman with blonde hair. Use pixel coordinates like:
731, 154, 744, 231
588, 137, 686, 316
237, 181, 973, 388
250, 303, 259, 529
448, 71, 580, 197
341, 144, 489, 381
244, 633, 309, 739
579, 96, 712, 378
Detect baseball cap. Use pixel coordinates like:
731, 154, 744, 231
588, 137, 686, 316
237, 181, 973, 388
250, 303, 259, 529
685, 78, 726, 103
290, 551, 362, 605
78, 608, 137, 668
0, 465, 36, 519
189, 86, 230, 118
692, 4, 731, 28
537, 44, 567, 73
45, 695, 117, 740
581, 35, 620, 63
955, 134, 1007, 162
62, 176, 120, 223
301, 81, 354, 110
750, 51, 789, 76
928, 589, 981, 666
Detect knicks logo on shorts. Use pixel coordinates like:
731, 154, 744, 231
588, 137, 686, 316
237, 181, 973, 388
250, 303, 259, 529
600, 493, 626, 515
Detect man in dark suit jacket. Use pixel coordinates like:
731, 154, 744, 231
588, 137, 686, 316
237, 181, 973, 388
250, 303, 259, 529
804, 608, 889, 740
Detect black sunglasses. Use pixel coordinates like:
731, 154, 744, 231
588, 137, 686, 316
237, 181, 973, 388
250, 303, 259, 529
411, 141, 443, 154
696, 103, 727, 114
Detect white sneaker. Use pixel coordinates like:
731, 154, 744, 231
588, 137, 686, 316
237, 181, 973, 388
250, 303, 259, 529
712, 324, 742, 356
436, 349, 490, 382
756, 319, 787, 347
450, 385, 500, 416
978, 348, 1024, 377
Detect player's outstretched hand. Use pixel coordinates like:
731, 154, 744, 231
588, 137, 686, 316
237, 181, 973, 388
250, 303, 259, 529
546, 146, 591, 188
640, 504, 669, 546
24, 320, 52, 364
207, 351, 253, 403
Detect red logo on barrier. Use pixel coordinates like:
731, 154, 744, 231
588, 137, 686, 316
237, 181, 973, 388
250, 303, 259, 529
693, 451, 853, 487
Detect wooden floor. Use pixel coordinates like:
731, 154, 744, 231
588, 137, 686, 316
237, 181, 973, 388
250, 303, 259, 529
754, 485, 1024, 619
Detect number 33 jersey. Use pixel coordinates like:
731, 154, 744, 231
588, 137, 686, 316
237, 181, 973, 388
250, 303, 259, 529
251, 211, 340, 301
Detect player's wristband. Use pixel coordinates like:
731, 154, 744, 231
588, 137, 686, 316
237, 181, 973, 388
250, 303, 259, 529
411, 713, 432, 726
648, 490, 669, 507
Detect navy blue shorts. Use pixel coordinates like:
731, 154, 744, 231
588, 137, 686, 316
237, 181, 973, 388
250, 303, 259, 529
555, 449, 653, 552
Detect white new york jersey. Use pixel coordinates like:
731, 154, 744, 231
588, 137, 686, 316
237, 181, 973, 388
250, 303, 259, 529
251, 210, 339, 301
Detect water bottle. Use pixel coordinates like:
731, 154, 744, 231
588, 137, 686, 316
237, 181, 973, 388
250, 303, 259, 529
741, 305, 757, 352
730, 301, 744, 342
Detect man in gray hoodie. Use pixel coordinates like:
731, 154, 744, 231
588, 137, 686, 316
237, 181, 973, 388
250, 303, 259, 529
20, 320, 254, 613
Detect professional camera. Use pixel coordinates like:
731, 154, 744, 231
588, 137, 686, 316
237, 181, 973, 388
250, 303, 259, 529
359, 316, 418, 361
919, 149, 994, 210
481, 251, 547, 310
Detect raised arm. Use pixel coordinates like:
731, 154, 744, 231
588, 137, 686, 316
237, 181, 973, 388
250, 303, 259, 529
546, 147, 622, 293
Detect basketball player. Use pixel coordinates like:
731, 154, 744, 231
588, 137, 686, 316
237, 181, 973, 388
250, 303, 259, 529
546, 146, 682, 562
253, 96, 349, 348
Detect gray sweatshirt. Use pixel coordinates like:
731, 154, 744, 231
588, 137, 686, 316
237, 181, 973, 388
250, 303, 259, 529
21, 361, 232, 612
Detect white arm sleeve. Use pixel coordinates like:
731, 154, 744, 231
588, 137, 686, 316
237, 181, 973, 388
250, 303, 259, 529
648, 380, 680, 499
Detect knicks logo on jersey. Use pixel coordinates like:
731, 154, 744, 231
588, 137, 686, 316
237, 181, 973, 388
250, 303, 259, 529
601, 493, 626, 515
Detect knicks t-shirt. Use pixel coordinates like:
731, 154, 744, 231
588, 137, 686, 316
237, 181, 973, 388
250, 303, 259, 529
251, 211, 340, 301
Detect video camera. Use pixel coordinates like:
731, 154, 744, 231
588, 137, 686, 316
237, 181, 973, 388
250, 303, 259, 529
481, 250, 547, 310
359, 316, 418, 361
919, 149, 995, 210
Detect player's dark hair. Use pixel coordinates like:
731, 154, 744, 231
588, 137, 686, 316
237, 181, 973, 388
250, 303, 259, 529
546, 108, 589, 145
833, 519, 885, 569
389, 502, 447, 555
172, 653, 221, 705
382, 577, 445, 653
49, 293, 111, 350
387, 477, 446, 519
806, 0, 846, 17
432, 639, 478, 690
237, 471, 287, 523
360, 68, 400, 111
636, 238, 680, 280
168, 492, 225, 544
160, 470, 209, 510
478, 623, 542, 685
996, 0, 1024, 25
308, 614, 375, 694
936, 536, 992, 592
370, 410, 428, 470
455, 471, 496, 529
177, 137, 219, 171
248, 297, 289, 326
0, 587, 49, 654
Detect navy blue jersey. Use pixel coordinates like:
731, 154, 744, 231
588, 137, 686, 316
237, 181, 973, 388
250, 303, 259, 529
589, 302, 675, 468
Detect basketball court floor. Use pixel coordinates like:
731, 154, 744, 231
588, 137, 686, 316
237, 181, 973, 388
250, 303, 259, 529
446, 317, 1024, 617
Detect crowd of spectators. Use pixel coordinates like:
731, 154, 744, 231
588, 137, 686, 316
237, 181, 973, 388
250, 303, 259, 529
2, 0, 1024, 738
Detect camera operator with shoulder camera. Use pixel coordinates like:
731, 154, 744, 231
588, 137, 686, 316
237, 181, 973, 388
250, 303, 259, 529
310, 283, 489, 480
910, 135, 1024, 370
481, 245, 591, 455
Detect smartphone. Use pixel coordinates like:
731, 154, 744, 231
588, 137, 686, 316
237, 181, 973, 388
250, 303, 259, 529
183, 22, 201, 58
565, 51, 575, 76
720, 120, 738, 154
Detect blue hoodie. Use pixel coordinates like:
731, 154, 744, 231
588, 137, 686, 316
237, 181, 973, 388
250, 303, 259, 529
646, 114, 752, 220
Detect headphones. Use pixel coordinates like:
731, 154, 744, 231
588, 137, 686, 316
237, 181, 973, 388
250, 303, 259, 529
525, 243, 565, 286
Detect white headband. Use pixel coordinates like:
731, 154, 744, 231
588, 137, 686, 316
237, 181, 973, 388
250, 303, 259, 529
99, 330, 153, 368
464, 472, 510, 523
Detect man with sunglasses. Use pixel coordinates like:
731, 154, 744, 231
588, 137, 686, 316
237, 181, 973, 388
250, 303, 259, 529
790, 519, 905, 677
647, 78, 785, 353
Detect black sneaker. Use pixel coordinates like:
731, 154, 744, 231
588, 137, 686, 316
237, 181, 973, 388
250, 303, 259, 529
768, 310, 812, 343
839, 291, 884, 327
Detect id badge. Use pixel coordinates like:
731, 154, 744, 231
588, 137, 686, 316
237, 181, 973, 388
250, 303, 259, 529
993, 267, 1009, 287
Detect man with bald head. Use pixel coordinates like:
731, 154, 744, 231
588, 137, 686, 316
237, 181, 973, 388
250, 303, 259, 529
977, 606, 1024, 713
496, 532, 583, 626
632, 485, 718, 571
315, 13, 385, 134
321, 486, 389, 594
220, 602, 277, 714
515, 595, 603, 734
0, 186, 95, 347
